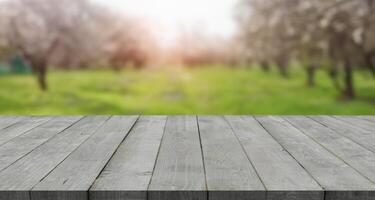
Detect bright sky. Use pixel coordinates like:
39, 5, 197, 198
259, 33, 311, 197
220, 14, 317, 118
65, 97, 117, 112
91, 0, 238, 45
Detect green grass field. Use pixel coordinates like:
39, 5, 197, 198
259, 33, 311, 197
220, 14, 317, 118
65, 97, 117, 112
0, 66, 375, 115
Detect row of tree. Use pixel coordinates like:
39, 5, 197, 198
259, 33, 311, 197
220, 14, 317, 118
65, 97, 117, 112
236, 0, 375, 99
1, 0, 374, 100
0, 0, 156, 90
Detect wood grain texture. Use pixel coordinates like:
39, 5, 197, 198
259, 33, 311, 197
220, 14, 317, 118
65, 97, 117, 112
0, 116, 109, 200
90, 116, 167, 200
198, 116, 265, 200
148, 116, 206, 200
0, 116, 82, 171
334, 116, 375, 132
31, 116, 138, 200
286, 116, 375, 183
0, 115, 373, 200
225, 116, 323, 200
257, 116, 375, 200
0, 117, 51, 146
311, 116, 375, 153
357, 116, 375, 123
0, 116, 24, 130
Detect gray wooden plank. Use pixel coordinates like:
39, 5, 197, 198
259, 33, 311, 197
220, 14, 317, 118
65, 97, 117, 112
0, 117, 51, 146
198, 116, 265, 200
311, 116, 375, 153
225, 116, 323, 200
0, 116, 109, 200
0, 116, 83, 171
285, 116, 375, 183
357, 116, 375, 123
257, 116, 375, 200
0, 116, 24, 130
334, 116, 375, 132
148, 116, 206, 200
31, 116, 138, 200
90, 116, 167, 200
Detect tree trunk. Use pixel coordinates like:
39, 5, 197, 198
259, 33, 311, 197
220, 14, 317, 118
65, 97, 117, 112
260, 61, 270, 72
278, 64, 288, 78
306, 64, 316, 87
276, 57, 289, 78
35, 63, 48, 91
329, 67, 341, 92
111, 63, 122, 72
364, 54, 375, 78
134, 59, 145, 70
342, 60, 355, 100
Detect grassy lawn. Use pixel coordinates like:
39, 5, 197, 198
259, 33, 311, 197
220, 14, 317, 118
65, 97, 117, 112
0, 66, 375, 115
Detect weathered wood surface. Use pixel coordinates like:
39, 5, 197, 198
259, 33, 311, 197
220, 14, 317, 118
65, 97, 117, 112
198, 116, 265, 200
311, 116, 375, 153
149, 116, 206, 200
32, 116, 138, 200
0, 116, 25, 130
257, 116, 375, 200
90, 116, 167, 200
0, 116, 82, 171
226, 116, 323, 200
285, 116, 375, 183
0, 116, 51, 146
0, 116, 109, 200
0, 115, 374, 200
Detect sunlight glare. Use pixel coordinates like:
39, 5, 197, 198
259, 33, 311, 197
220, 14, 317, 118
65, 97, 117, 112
91, 0, 238, 45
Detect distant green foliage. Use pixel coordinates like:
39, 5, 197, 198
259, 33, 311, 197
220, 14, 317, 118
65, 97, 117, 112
0, 66, 374, 115
0, 63, 9, 75
0, 56, 32, 75
9, 56, 32, 74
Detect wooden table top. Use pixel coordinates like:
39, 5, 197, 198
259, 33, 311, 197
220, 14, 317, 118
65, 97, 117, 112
0, 116, 374, 200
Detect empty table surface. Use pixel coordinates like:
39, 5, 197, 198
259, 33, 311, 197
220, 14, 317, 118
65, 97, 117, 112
0, 115, 374, 200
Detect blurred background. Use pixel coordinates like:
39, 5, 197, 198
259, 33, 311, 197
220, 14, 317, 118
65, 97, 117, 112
0, 0, 374, 115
